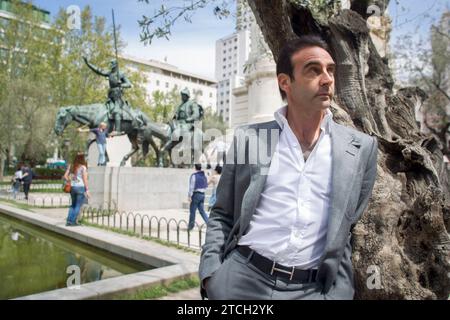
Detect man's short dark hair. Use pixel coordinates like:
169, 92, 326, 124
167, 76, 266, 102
194, 163, 202, 171
276, 35, 332, 100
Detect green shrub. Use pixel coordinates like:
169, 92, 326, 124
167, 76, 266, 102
33, 168, 66, 180
5, 168, 15, 176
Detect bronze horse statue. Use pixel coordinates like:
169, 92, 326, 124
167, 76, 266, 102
54, 104, 170, 166
53, 104, 203, 166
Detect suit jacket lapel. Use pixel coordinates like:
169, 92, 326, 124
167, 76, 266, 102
239, 120, 280, 237
324, 121, 361, 250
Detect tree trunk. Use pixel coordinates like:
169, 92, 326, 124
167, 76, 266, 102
5, 147, 11, 173
248, 0, 450, 299
0, 147, 4, 181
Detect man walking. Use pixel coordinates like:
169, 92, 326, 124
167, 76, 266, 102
188, 164, 209, 231
21, 164, 34, 200
199, 36, 378, 300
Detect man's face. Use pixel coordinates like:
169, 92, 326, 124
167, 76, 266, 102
181, 93, 189, 102
278, 46, 335, 112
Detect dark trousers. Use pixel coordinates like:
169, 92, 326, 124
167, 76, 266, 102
189, 192, 208, 230
23, 183, 31, 199
205, 250, 330, 300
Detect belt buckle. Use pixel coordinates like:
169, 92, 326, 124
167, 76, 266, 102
270, 261, 295, 281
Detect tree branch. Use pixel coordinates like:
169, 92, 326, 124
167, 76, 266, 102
138, 0, 230, 44
418, 68, 450, 102
432, 25, 450, 41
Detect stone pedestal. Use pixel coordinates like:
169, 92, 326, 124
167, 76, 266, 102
231, 19, 282, 128
246, 57, 282, 124
232, 57, 282, 128
88, 167, 192, 211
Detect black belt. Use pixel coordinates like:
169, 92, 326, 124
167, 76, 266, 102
193, 191, 205, 194
237, 246, 318, 283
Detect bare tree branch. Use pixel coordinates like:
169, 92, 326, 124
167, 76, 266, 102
418, 68, 450, 102
138, 0, 231, 45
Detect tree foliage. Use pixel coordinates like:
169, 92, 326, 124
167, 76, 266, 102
0, 2, 151, 175
394, 10, 450, 157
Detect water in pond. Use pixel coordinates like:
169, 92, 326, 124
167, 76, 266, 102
0, 213, 152, 299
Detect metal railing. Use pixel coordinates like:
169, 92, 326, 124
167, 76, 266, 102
0, 183, 62, 192
81, 206, 207, 250
0, 192, 71, 207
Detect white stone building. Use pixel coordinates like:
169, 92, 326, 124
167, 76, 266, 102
215, 0, 262, 127
215, 30, 250, 125
217, 0, 282, 129
0, 0, 51, 64
122, 54, 217, 111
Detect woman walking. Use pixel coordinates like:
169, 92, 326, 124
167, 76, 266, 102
64, 153, 90, 226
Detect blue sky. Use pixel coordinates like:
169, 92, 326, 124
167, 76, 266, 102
389, 0, 449, 42
33, 0, 449, 79
33, 0, 236, 78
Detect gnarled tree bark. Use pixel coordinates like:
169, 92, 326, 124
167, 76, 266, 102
248, 0, 450, 299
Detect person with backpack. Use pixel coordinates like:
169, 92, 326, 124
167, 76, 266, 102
187, 163, 209, 231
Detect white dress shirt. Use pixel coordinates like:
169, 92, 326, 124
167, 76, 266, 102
238, 106, 333, 268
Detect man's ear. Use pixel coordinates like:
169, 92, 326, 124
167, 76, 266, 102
277, 73, 291, 96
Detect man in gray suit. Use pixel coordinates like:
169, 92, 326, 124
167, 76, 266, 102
199, 35, 378, 300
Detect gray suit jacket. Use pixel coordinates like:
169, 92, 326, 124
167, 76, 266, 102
199, 118, 378, 299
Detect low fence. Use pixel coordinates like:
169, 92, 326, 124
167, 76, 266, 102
0, 193, 208, 249
0, 183, 62, 192
0, 192, 71, 207
81, 207, 207, 250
